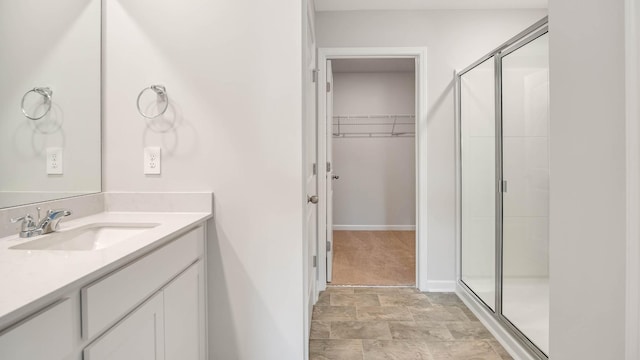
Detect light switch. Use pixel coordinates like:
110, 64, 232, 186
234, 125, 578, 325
46, 147, 63, 175
144, 147, 161, 175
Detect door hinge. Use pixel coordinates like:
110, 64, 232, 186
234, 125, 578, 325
326, 162, 331, 172
312, 163, 317, 175
326, 82, 331, 92
326, 240, 331, 252
312, 69, 319, 83
313, 255, 317, 267
502, 180, 508, 193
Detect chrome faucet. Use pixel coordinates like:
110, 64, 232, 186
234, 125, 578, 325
11, 208, 72, 238
37, 208, 72, 233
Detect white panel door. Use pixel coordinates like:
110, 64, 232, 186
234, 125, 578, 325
164, 261, 205, 360
304, 5, 318, 341
326, 59, 334, 283
84, 292, 165, 360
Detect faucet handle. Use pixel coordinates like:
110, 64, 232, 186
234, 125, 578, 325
11, 214, 36, 231
11, 214, 32, 223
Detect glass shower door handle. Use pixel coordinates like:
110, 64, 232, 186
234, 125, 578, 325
498, 180, 508, 193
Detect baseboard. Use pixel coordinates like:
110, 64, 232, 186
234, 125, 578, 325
456, 283, 539, 360
333, 225, 416, 231
423, 280, 456, 292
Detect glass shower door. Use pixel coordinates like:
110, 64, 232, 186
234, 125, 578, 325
501, 33, 550, 355
460, 58, 496, 310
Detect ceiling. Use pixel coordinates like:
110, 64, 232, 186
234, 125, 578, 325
315, 0, 548, 11
332, 59, 415, 73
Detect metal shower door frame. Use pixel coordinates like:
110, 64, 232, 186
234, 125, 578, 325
455, 17, 549, 360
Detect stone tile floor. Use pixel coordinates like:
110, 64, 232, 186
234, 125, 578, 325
310, 287, 512, 360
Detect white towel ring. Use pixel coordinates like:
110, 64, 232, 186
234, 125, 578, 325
137, 85, 168, 119
21, 87, 53, 120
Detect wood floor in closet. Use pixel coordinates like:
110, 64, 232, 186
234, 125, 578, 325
331, 230, 415, 286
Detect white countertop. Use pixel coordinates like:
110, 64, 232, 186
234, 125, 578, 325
0, 211, 211, 328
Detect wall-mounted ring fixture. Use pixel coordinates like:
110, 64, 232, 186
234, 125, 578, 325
21, 87, 53, 120
137, 85, 168, 119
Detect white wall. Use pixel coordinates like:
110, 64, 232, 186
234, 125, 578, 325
316, 9, 547, 284
548, 0, 626, 358
103, 1, 304, 359
625, 1, 640, 358
332, 71, 416, 228
0, 0, 101, 206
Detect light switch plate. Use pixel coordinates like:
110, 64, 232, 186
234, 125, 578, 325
46, 147, 63, 175
144, 147, 161, 175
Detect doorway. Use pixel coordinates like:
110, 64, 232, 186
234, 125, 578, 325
329, 58, 416, 285
317, 47, 428, 293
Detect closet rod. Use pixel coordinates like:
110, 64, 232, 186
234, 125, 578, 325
332, 114, 415, 119
333, 132, 415, 138
332, 122, 414, 126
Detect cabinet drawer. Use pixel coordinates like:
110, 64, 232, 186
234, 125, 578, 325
82, 226, 204, 340
0, 298, 74, 360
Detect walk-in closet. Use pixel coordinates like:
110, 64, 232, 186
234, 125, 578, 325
329, 58, 416, 286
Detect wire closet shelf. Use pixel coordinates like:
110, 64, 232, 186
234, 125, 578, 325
332, 114, 415, 138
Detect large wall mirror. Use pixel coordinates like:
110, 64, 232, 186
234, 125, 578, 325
0, 0, 101, 208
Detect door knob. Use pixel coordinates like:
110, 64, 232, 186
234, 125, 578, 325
307, 195, 319, 204
332, 175, 340, 180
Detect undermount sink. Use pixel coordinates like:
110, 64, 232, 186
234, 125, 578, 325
10, 223, 160, 251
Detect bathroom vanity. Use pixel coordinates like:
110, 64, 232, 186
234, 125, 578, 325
0, 194, 212, 360
0, 0, 213, 358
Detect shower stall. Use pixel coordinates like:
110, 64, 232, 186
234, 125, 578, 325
456, 17, 549, 359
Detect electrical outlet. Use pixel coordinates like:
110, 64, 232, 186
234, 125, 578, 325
144, 147, 161, 175
46, 147, 63, 175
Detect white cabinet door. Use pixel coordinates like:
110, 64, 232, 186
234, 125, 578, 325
0, 298, 74, 360
164, 261, 205, 360
83, 292, 165, 360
